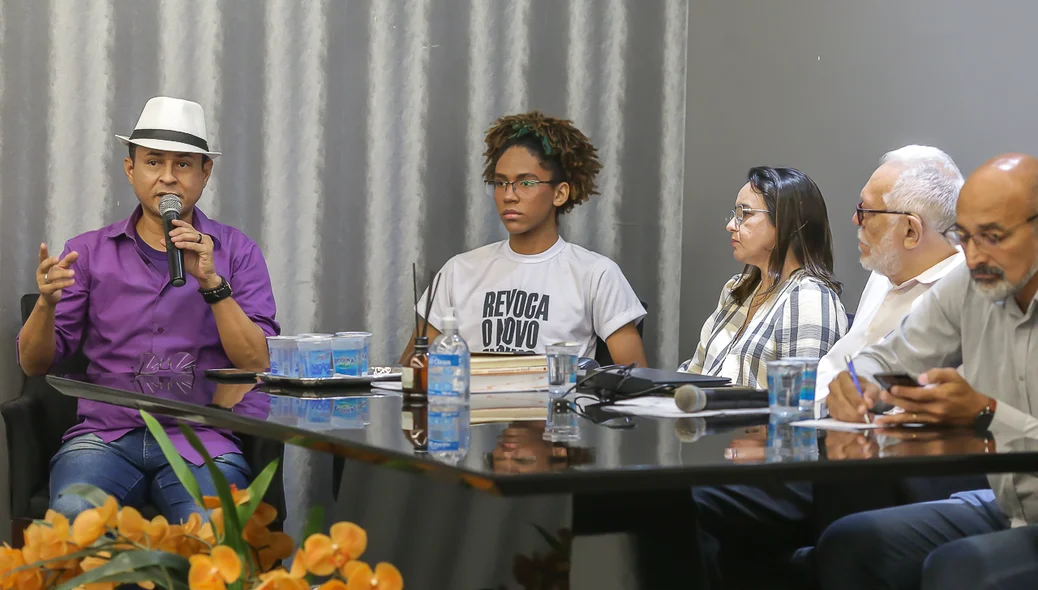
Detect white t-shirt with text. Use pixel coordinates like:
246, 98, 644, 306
418, 238, 646, 358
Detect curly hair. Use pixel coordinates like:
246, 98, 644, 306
482, 111, 602, 215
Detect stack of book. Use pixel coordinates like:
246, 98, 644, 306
470, 353, 549, 393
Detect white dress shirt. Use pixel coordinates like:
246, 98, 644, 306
814, 252, 965, 415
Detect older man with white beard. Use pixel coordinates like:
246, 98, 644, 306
813, 145, 965, 416
689, 146, 967, 589
816, 154, 1038, 589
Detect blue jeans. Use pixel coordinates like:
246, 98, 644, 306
50, 429, 251, 525
815, 489, 1038, 590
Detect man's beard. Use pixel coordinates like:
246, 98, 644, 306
971, 256, 1038, 302
859, 228, 902, 278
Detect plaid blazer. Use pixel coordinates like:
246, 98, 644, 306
679, 271, 848, 388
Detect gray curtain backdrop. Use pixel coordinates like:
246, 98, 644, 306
0, 0, 688, 391
0, 0, 690, 568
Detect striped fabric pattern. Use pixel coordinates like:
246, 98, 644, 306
680, 271, 849, 388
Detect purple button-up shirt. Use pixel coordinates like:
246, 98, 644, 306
18, 206, 280, 464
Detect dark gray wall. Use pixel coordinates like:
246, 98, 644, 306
680, 0, 1038, 359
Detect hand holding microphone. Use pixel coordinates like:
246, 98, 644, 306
158, 194, 220, 290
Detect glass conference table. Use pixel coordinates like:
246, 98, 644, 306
46, 371, 1038, 588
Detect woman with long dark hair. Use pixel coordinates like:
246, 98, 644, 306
679, 166, 848, 387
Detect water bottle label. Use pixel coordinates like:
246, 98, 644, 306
428, 354, 464, 397
428, 408, 461, 452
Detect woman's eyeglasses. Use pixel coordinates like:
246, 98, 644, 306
727, 205, 770, 230
485, 178, 562, 199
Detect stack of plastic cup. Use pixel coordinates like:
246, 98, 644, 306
332, 397, 371, 428
766, 359, 804, 419
298, 337, 334, 378
266, 336, 300, 377
332, 332, 373, 376
785, 358, 820, 415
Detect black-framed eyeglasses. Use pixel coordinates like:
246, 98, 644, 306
727, 205, 770, 230
485, 178, 563, 198
855, 201, 915, 226
943, 212, 1038, 251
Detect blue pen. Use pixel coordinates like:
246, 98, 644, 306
844, 355, 872, 424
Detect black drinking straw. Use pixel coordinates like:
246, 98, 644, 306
412, 263, 420, 335
420, 272, 441, 338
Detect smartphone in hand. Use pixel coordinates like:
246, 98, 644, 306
873, 372, 920, 392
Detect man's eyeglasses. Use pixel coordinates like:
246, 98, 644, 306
485, 178, 562, 199
727, 205, 770, 230
855, 202, 915, 226
943, 212, 1038, 251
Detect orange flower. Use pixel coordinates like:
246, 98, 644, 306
1, 544, 44, 590
302, 522, 367, 576
79, 551, 110, 572
243, 520, 272, 549
117, 506, 147, 542
146, 515, 170, 546
344, 561, 403, 590
71, 496, 118, 547
255, 550, 308, 590
317, 581, 349, 590
257, 532, 296, 572
250, 502, 278, 527
202, 485, 251, 510
188, 545, 242, 590
199, 508, 226, 546
23, 511, 73, 566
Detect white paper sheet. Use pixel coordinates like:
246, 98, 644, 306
595, 396, 770, 418
791, 418, 882, 431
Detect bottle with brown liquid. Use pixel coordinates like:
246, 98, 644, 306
401, 336, 429, 399
401, 399, 428, 452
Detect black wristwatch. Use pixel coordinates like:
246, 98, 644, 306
199, 276, 232, 304
973, 398, 997, 433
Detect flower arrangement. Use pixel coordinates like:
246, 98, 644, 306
0, 410, 403, 590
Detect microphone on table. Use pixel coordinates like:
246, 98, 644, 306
674, 384, 770, 412
158, 194, 186, 287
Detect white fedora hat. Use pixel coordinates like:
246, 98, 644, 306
116, 96, 221, 158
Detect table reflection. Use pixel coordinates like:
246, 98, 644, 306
47, 372, 1038, 490
486, 421, 595, 474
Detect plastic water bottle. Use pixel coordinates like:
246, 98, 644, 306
427, 308, 470, 463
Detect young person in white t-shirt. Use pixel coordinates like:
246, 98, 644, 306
400, 111, 648, 365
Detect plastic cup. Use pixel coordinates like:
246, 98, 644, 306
266, 336, 299, 377
546, 342, 582, 397
297, 337, 333, 378
333, 331, 372, 376
767, 359, 805, 419
785, 357, 819, 414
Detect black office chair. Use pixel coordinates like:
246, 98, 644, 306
2, 294, 286, 546
593, 300, 648, 367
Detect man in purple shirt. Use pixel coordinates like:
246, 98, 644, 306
16, 97, 279, 524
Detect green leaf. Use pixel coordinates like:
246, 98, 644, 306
302, 504, 325, 541
56, 483, 110, 508
532, 524, 564, 554
55, 550, 189, 590
140, 410, 204, 508
236, 458, 279, 526
177, 423, 245, 555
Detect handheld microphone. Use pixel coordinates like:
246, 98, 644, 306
674, 384, 707, 413
674, 384, 770, 412
158, 194, 186, 287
